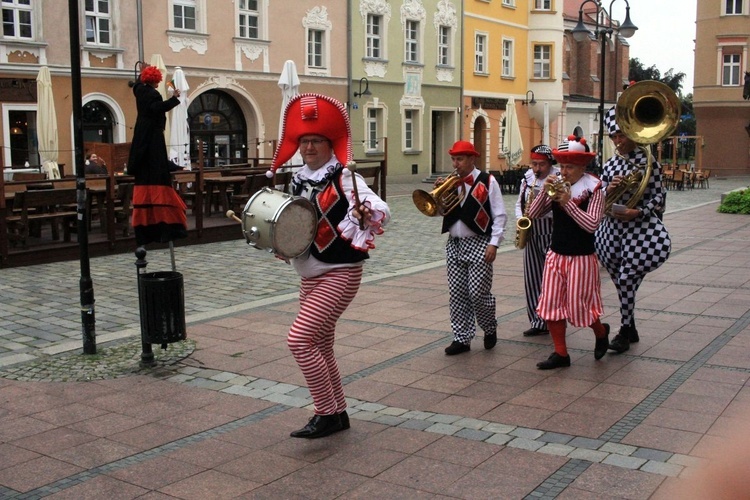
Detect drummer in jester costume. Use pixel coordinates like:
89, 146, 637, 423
267, 93, 390, 439
594, 106, 671, 353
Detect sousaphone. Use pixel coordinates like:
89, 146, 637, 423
605, 81, 681, 214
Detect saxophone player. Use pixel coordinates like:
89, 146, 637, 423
594, 106, 672, 354
515, 145, 559, 337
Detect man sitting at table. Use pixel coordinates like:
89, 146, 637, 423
84, 154, 108, 175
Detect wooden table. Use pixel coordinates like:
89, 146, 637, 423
204, 175, 247, 216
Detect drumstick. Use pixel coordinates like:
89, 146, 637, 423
225, 210, 242, 223
346, 162, 365, 230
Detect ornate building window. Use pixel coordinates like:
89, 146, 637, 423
303, 6, 331, 76
401, 0, 425, 65
85, 0, 111, 45
360, 0, 391, 78
434, 0, 457, 82
238, 0, 259, 38
168, 0, 208, 54
173, 0, 196, 31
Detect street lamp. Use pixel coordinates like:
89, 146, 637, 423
353, 77, 372, 98
522, 90, 536, 106
571, 0, 637, 169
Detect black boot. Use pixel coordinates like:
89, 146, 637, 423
608, 326, 631, 353
339, 410, 350, 430
536, 352, 571, 370
594, 324, 610, 360
290, 414, 343, 439
628, 327, 640, 343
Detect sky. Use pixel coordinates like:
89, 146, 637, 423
607, 0, 697, 95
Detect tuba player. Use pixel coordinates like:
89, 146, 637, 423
594, 106, 672, 354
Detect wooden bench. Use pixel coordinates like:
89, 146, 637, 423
6, 188, 78, 248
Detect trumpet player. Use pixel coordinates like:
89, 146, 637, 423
440, 141, 507, 355
515, 145, 559, 337
528, 136, 608, 369
594, 106, 671, 354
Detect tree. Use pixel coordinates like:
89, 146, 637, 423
629, 58, 686, 96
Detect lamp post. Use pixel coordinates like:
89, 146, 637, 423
571, 0, 637, 169
353, 77, 372, 98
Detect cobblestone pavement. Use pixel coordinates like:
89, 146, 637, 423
0, 176, 749, 498
0, 176, 748, 368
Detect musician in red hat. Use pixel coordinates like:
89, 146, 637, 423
438, 140, 507, 355
270, 93, 390, 439
528, 136, 608, 369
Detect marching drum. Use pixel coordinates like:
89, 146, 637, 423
240, 187, 317, 259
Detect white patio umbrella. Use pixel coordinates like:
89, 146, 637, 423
169, 67, 191, 169
36, 66, 60, 179
504, 97, 524, 168
149, 53, 170, 149
278, 60, 302, 166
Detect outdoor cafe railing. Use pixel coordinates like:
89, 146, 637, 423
0, 157, 388, 266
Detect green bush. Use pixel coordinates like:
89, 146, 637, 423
718, 189, 750, 214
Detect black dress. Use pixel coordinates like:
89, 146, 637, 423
128, 81, 188, 245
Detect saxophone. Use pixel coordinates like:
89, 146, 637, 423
515, 176, 536, 250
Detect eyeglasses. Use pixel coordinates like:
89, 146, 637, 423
299, 138, 328, 147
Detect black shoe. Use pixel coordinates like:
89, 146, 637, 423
523, 327, 549, 337
484, 333, 497, 350
629, 328, 640, 343
339, 410, 350, 430
536, 352, 571, 370
608, 333, 630, 353
290, 414, 343, 439
594, 324, 610, 360
445, 341, 470, 355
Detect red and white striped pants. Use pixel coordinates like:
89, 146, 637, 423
536, 251, 602, 328
288, 266, 362, 416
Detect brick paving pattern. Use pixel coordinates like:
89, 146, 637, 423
0, 177, 749, 498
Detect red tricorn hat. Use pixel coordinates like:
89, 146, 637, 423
552, 135, 596, 167
448, 140, 480, 157
269, 93, 352, 176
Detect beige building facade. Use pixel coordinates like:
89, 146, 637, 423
694, 0, 750, 176
1, 0, 348, 172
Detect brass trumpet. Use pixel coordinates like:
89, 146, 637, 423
413, 173, 462, 217
545, 175, 571, 199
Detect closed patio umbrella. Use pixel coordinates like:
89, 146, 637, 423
168, 67, 191, 169
150, 53, 170, 149
277, 60, 302, 166
504, 97, 524, 168
36, 66, 60, 179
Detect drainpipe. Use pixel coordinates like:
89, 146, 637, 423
347, 1, 352, 113
136, 0, 144, 63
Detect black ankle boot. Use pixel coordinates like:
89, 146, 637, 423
339, 410, 350, 430
290, 414, 343, 439
608, 328, 631, 353
594, 323, 609, 360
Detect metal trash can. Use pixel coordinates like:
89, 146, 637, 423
138, 271, 186, 345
